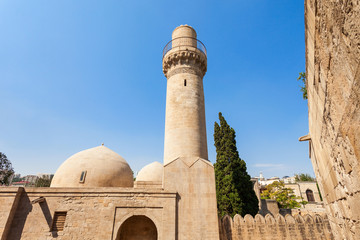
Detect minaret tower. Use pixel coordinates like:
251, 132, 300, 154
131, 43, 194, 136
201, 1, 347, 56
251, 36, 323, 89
162, 25, 219, 240
162, 25, 208, 165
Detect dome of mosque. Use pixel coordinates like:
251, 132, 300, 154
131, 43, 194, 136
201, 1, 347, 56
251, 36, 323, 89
136, 161, 163, 182
50, 145, 133, 188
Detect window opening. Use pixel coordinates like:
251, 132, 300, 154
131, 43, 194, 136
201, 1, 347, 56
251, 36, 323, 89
79, 171, 87, 183
51, 211, 67, 231
184, 79, 186, 86
306, 189, 315, 202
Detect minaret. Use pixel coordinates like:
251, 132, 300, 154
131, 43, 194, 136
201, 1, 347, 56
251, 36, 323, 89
162, 25, 219, 240
163, 25, 208, 165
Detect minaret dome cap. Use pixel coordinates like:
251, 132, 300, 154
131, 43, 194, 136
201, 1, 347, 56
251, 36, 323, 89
172, 25, 197, 40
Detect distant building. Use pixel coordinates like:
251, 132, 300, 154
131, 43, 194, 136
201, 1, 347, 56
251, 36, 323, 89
37, 173, 54, 180
13, 174, 21, 179
282, 176, 296, 184
253, 173, 325, 215
285, 181, 324, 213
22, 175, 38, 186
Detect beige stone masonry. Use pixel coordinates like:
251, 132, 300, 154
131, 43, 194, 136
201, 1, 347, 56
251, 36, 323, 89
163, 25, 208, 166
0, 187, 177, 240
0, 187, 23, 240
305, 0, 360, 239
163, 157, 219, 240
162, 25, 219, 239
219, 213, 334, 240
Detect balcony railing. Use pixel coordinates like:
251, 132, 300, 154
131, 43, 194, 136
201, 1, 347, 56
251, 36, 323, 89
162, 37, 207, 59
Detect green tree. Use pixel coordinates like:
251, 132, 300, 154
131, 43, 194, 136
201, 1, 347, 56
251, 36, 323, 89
295, 173, 315, 182
214, 112, 259, 217
261, 181, 307, 208
35, 176, 52, 187
0, 152, 14, 185
297, 72, 307, 100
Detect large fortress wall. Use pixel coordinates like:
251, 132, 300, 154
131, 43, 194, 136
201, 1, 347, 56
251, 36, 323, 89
304, 0, 360, 239
219, 213, 334, 240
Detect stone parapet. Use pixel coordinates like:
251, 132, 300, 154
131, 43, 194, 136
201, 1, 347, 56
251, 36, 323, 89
219, 213, 334, 240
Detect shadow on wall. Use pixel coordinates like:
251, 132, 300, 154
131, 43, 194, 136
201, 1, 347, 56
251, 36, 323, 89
259, 199, 279, 216
219, 213, 334, 240
220, 215, 232, 240
116, 215, 157, 240
6, 192, 59, 239
7, 191, 33, 240
39, 199, 58, 238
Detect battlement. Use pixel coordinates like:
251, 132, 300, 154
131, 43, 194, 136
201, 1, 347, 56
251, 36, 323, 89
219, 213, 334, 240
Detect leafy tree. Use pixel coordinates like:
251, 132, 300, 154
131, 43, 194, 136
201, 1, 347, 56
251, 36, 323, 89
297, 72, 307, 100
12, 176, 22, 182
295, 173, 315, 182
35, 176, 52, 187
214, 112, 259, 217
261, 181, 307, 208
0, 152, 14, 185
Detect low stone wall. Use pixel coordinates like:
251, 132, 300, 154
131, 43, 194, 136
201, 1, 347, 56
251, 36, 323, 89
219, 213, 334, 240
0, 187, 178, 240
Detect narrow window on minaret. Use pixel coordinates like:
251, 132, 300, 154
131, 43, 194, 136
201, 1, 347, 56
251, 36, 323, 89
184, 79, 187, 86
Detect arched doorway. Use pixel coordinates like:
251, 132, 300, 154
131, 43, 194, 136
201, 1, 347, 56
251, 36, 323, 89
116, 215, 157, 240
306, 189, 315, 202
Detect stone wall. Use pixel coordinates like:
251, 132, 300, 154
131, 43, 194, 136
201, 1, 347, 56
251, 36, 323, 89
286, 182, 321, 203
163, 157, 220, 240
304, 0, 360, 239
0, 187, 23, 239
219, 213, 334, 240
0, 187, 177, 240
259, 199, 279, 216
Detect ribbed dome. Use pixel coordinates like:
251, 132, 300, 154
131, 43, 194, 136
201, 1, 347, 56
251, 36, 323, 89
51, 145, 133, 188
136, 162, 163, 182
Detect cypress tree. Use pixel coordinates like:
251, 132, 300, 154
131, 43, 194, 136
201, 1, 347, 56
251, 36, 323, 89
214, 112, 259, 217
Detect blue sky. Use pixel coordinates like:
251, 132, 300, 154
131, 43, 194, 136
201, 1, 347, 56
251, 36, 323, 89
0, 0, 312, 179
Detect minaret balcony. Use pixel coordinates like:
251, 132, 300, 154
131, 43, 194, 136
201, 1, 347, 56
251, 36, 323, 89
162, 37, 207, 59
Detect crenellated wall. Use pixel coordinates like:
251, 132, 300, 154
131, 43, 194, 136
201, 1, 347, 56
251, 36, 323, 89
219, 213, 334, 240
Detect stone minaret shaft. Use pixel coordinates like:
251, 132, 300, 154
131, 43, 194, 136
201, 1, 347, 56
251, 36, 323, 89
162, 25, 219, 240
163, 25, 208, 165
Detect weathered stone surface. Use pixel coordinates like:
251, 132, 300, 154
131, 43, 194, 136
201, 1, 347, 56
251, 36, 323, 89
163, 157, 219, 240
0, 187, 23, 239
0, 187, 177, 240
219, 213, 334, 240
305, 0, 360, 239
162, 25, 219, 240
162, 25, 208, 166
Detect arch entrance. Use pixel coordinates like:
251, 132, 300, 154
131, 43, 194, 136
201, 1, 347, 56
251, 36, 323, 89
306, 189, 315, 202
116, 215, 157, 240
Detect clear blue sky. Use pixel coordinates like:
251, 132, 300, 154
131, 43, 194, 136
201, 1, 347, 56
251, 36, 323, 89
0, 0, 312, 179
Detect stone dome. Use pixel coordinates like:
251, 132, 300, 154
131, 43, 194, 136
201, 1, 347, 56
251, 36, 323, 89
51, 145, 134, 188
136, 161, 163, 182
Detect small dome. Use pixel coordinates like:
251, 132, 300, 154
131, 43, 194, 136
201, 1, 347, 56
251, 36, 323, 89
136, 162, 163, 182
51, 145, 133, 188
